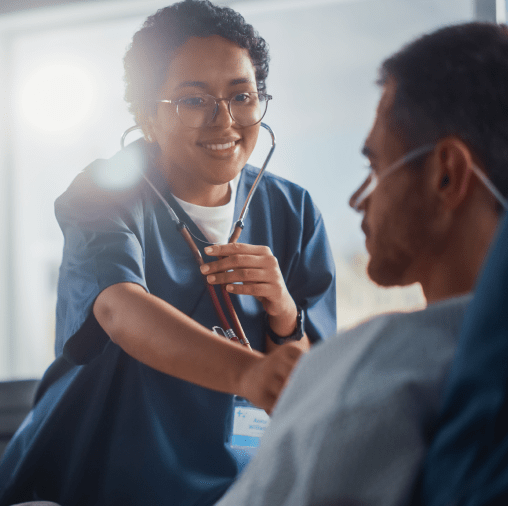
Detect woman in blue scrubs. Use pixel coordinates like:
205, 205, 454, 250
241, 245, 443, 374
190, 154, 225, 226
0, 1, 336, 504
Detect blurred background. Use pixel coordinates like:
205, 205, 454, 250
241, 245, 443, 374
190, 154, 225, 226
0, 0, 502, 380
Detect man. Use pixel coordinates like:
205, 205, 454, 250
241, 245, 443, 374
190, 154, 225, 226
216, 22, 508, 506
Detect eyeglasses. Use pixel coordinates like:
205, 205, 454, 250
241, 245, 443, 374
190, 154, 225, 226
156, 92, 272, 128
350, 144, 435, 211
350, 143, 508, 212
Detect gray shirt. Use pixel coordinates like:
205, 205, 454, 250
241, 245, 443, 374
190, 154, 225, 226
216, 295, 471, 506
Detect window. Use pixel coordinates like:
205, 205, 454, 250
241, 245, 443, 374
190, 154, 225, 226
0, 0, 474, 379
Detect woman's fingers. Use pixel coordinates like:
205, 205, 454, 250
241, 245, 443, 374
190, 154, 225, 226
201, 242, 294, 319
205, 269, 277, 285
204, 243, 271, 257
200, 244, 281, 283
201, 253, 276, 275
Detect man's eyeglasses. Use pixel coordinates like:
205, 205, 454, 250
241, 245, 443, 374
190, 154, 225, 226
350, 144, 508, 211
156, 92, 272, 128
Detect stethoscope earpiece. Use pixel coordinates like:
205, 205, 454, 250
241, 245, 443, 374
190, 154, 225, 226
120, 125, 143, 150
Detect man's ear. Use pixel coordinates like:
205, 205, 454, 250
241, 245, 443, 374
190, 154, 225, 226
431, 137, 474, 210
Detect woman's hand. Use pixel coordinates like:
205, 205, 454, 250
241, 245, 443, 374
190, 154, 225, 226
201, 243, 297, 337
94, 282, 303, 407
239, 342, 304, 414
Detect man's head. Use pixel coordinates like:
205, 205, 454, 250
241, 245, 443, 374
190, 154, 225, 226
350, 22, 508, 302
379, 22, 508, 198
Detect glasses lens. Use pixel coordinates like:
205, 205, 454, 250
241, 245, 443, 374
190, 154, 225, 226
176, 95, 217, 128
230, 93, 268, 127
175, 93, 269, 127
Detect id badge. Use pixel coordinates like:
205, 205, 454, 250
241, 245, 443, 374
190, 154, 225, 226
226, 395, 270, 470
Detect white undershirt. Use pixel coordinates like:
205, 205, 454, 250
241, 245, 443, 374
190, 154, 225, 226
172, 173, 240, 245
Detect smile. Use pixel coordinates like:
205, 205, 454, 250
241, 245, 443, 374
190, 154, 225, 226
202, 141, 237, 151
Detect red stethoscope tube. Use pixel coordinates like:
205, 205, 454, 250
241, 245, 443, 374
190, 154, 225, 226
121, 123, 276, 350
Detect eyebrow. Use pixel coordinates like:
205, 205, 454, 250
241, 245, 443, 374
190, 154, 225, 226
175, 77, 255, 90
230, 77, 255, 86
176, 81, 207, 90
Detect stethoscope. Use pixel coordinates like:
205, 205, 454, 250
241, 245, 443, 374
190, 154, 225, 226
120, 122, 276, 350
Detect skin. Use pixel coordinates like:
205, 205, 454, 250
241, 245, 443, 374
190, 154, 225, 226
202, 243, 309, 351
149, 35, 260, 207
94, 36, 309, 414
350, 78, 500, 303
94, 282, 301, 413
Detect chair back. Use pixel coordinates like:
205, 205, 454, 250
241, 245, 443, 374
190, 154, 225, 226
0, 380, 39, 459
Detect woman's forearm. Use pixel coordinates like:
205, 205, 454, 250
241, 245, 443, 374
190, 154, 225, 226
93, 282, 263, 396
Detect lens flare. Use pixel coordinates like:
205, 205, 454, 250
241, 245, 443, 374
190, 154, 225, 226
91, 147, 144, 190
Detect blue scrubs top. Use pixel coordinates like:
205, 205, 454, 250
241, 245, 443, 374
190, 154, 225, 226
0, 139, 336, 506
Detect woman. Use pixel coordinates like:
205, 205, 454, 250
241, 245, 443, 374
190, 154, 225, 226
0, 1, 336, 504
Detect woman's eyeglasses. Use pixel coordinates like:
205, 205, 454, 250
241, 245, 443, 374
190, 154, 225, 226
156, 92, 272, 128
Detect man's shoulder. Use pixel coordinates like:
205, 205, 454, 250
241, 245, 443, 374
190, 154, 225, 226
344, 293, 472, 345
285, 294, 472, 405
272, 295, 472, 436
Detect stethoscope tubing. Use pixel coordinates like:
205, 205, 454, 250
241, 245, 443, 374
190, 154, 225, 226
120, 122, 276, 350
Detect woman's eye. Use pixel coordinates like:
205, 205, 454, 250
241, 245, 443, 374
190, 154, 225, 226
232, 93, 252, 103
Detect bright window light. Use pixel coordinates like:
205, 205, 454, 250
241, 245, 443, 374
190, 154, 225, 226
19, 62, 96, 133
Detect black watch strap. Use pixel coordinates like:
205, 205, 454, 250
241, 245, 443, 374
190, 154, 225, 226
265, 306, 305, 345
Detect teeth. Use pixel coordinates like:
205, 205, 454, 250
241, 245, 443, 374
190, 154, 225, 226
203, 141, 236, 151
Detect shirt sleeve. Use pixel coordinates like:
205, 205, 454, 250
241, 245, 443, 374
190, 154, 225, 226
54, 166, 148, 364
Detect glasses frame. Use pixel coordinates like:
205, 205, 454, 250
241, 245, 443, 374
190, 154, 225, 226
156, 92, 272, 128
351, 143, 508, 212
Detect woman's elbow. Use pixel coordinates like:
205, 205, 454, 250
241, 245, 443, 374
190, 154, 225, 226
93, 283, 142, 345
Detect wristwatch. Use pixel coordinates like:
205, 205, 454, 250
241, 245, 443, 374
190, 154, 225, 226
265, 306, 305, 345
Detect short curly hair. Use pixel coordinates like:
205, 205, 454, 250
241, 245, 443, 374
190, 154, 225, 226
123, 0, 270, 127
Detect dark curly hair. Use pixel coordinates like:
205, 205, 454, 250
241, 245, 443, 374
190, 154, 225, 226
123, 0, 270, 128
379, 22, 508, 199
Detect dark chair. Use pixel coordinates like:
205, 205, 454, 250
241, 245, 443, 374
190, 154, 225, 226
0, 379, 40, 459
9, 503, 61, 506
420, 213, 508, 506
